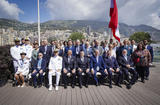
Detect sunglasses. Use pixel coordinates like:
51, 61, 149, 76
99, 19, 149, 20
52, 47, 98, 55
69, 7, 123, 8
39, 55, 42, 56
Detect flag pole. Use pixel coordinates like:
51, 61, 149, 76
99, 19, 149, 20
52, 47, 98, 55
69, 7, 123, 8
38, 0, 41, 46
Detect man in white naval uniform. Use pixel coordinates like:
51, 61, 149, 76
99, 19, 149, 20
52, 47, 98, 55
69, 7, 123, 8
22, 37, 33, 61
10, 38, 24, 72
14, 52, 30, 87
48, 49, 63, 91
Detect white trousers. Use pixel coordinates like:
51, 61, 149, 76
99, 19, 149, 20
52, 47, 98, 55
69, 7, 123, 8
13, 60, 18, 72
48, 70, 61, 86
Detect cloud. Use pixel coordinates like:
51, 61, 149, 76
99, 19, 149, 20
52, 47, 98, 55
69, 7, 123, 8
46, 0, 160, 29
46, 0, 109, 20
119, 0, 160, 29
0, 0, 23, 20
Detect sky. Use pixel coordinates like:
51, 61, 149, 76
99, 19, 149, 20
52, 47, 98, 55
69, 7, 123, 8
0, 0, 160, 29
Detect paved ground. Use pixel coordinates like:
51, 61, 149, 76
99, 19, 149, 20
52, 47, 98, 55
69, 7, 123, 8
0, 63, 160, 105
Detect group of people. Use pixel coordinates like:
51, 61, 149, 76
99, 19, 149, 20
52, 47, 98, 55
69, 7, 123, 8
10, 37, 153, 91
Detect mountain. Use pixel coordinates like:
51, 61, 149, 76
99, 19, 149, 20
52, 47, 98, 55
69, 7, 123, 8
0, 18, 160, 41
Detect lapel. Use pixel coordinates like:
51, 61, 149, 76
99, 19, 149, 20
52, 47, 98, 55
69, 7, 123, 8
123, 56, 128, 63
80, 57, 84, 63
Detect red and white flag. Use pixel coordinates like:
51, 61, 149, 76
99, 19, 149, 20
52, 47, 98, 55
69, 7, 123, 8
109, 0, 120, 42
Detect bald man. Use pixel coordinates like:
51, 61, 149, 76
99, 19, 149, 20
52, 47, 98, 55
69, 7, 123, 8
118, 49, 137, 89
62, 50, 76, 88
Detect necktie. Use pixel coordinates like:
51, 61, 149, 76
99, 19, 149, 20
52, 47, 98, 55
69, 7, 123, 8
81, 57, 84, 62
125, 56, 127, 61
52, 46, 54, 52
68, 56, 71, 63
44, 46, 47, 54
76, 46, 79, 54
38, 59, 42, 69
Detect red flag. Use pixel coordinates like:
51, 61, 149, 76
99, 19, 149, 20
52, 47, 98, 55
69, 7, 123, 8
109, 0, 120, 42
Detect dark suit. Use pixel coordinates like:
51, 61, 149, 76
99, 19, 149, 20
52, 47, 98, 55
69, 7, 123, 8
31, 58, 46, 86
82, 47, 93, 58
76, 57, 90, 86
90, 55, 106, 84
103, 56, 122, 85
118, 45, 132, 57
62, 56, 76, 86
116, 46, 123, 59
39, 45, 52, 63
64, 46, 76, 56
75, 45, 83, 58
118, 55, 137, 84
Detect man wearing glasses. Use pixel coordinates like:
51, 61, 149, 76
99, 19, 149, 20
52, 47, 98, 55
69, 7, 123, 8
31, 53, 46, 88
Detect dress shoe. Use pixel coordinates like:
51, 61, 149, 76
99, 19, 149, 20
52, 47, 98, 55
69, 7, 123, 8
71, 84, 75, 88
34, 85, 37, 88
79, 85, 82, 89
85, 84, 88, 88
64, 85, 67, 89
109, 85, 112, 88
116, 83, 122, 88
127, 84, 131, 89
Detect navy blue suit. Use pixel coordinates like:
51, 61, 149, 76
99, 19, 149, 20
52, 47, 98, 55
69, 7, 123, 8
82, 47, 93, 58
116, 46, 123, 59
118, 55, 137, 84
76, 57, 90, 86
31, 58, 46, 86
118, 45, 132, 57
146, 45, 153, 78
62, 56, 76, 86
103, 56, 122, 85
90, 55, 106, 84
64, 46, 76, 56
146, 45, 154, 62
39, 45, 52, 63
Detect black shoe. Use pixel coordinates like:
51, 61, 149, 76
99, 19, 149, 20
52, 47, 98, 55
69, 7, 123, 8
85, 84, 88, 88
79, 85, 82, 89
116, 83, 122, 88
64, 85, 67, 89
34, 85, 37, 88
72, 84, 75, 88
130, 82, 135, 85
127, 84, 131, 89
145, 77, 149, 80
38, 84, 42, 88
141, 80, 145, 83
96, 82, 99, 86
109, 85, 112, 88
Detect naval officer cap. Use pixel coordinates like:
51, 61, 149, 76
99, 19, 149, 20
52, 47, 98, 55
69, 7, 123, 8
14, 37, 20, 42
25, 37, 30, 41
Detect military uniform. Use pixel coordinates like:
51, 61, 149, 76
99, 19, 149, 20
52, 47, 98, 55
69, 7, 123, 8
48, 53, 62, 90
10, 38, 24, 72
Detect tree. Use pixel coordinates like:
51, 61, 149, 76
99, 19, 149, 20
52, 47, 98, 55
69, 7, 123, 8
129, 32, 152, 43
68, 32, 85, 41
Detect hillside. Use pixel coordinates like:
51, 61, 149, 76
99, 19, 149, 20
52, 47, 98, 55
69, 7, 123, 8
0, 18, 160, 41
